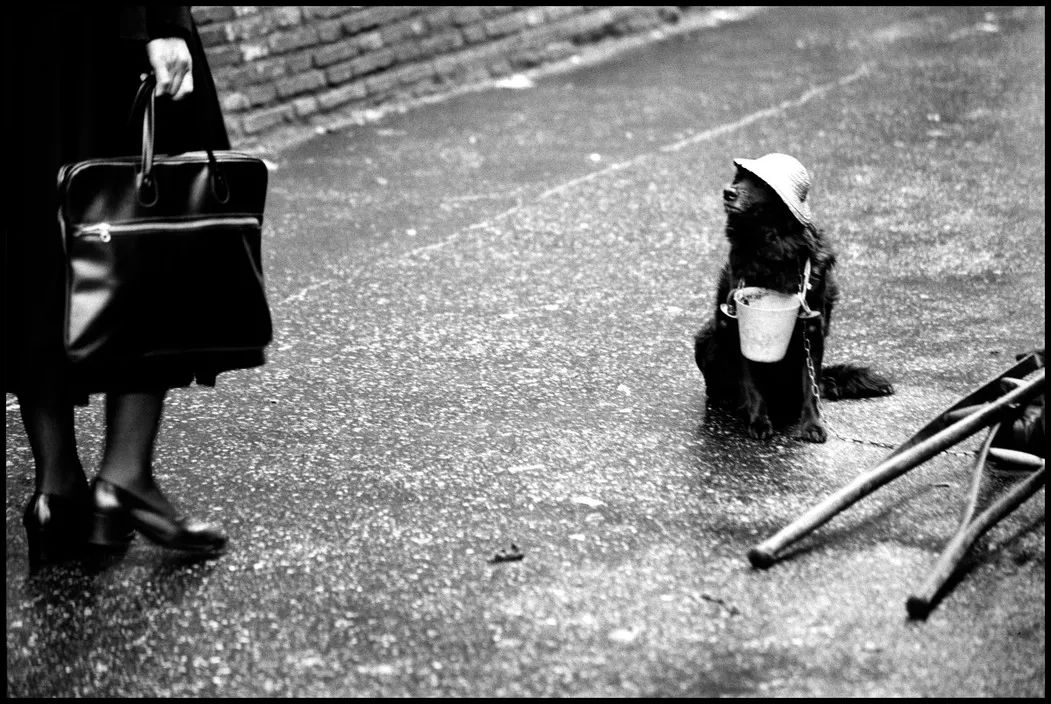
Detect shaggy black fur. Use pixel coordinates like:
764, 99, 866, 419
694, 167, 894, 442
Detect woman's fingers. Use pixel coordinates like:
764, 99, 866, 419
173, 71, 194, 101
146, 38, 194, 101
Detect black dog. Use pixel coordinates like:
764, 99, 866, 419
694, 154, 894, 442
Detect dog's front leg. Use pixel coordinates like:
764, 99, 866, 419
740, 359, 773, 440
791, 316, 828, 443
791, 381, 828, 442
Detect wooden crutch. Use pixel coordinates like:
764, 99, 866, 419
748, 355, 1044, 571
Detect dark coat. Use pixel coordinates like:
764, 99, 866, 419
3, 6, 260, 401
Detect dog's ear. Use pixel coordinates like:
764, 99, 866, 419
803, 224, 836, 269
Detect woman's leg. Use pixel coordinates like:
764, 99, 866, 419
92, 387, 226, 553
95, 389, 175, 515
17, 378, 87, 497
17, 373, 91, 561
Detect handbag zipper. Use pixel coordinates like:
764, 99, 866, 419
78, 216, 261, 243
58, 152, 263, 184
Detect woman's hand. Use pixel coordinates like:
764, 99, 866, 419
146, 37, 194, 100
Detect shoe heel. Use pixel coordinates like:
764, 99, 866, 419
23, 493, 89, 566
25, 527, 57, 565
89, 510, 134, 548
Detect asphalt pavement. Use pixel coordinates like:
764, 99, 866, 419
6, 6, 1045, 697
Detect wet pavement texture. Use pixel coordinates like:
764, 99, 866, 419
6, 6, 1045, 698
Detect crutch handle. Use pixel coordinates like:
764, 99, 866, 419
987, 447, 1044, 470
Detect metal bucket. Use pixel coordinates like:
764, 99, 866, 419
734, 287, 801, 362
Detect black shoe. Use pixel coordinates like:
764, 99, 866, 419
22, 491, 91, 565
90, 479, 227, 556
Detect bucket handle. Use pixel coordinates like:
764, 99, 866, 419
798, 258, 812, 315
726, 258, 813, 315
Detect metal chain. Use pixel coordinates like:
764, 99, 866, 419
802, 328, 823, 417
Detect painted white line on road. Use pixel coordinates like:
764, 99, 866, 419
659, 63, 873, 154
277, 279, 336, 306
407, 63, 874, 261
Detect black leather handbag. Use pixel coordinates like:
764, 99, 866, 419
57, 75, 272, 371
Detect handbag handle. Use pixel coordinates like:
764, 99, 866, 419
130, 73, 230, 207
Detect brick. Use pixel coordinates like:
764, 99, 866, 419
511, 47, 544, 69
192, 6, 236, 25
325, 60, 357, 86
241, 43, 269, 62
480, 7, 514, 18
461, 65, 492, 84
615, 12, 660, 34
223, 56, 288, 87
221, 92, 251, 113
354, 31, 384, 52
275, 69, 327, 99
325, 48, 398, 86
302, 6, 354, 21
284, 49, 316, 75
270, 6, 303, 28
432, 54, 464, 79
542, 40, 576, 61
316, 81, 368, 111
268, 26, 320, 55
451, 7, 484, 26
292, 96, 320, 118
394, 61, 436, 86
342, 6, 418, 35
567, 8, 619, 41
423, 7, 456, 30
420, 29, 465, 57
658, 7, 683, 22
197, 22, 230, 48
544, 6, 584, 23
363, 71, 398, 97
204, 45, 242, 69
488, 57, 513, 77
317, 19, 344, 43
462, 23, 487, 44
340, 10, 376, 35
242, 104, 293, 135
380, 16, 427, 45
353, 47, 396, 75
313, 40, 360, 68
227, 13, 274, 42
410, 77, 442, 98
391, 40, 425, 63
244, 83, 278, 106
484, 10, 534, 38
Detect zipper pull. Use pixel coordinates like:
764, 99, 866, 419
86, 223, 112, 242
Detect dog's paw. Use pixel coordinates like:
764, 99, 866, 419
748, 416, 774, 440
792, 421, 828, 443
874, 380, 895, 396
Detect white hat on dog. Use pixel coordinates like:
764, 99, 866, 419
732, 153, 812, 226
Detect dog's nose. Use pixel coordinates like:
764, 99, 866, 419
723, 187, 737, 202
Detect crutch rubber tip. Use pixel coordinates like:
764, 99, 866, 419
747, 547, 776, 569
905, 596, 931, 620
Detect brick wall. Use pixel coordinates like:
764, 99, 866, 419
192, 6, 712, 151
